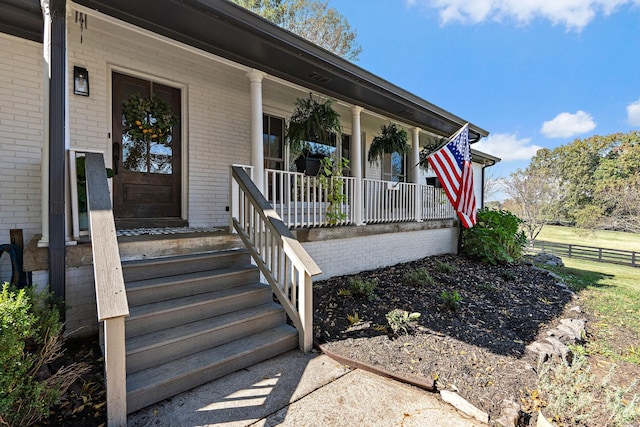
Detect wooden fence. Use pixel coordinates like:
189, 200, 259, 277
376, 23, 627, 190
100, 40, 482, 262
531, 240, 638, 268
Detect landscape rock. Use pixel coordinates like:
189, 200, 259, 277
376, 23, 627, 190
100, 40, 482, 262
440, 390, 489, 424
560, 318, 586, 341
526, 341, 556, 364
550, 324, 583, 344
543, 336, 572, 363
494, 399, 521, 427
532, 252, 565, 267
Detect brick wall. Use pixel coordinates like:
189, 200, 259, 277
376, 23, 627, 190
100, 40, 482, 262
66, 23, 252, 228
0, 34, 43, 283
302, 227, 458, 281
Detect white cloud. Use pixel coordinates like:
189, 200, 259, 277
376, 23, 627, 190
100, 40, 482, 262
541, 111, 596, 138
410, 0, 638, 30
473, 133, 542, 161
627, 98, 640, 126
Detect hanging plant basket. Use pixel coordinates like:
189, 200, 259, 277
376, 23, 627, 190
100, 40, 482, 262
368, 123, 409, 164
122, 94, 178, 145
286, 94, 342, 152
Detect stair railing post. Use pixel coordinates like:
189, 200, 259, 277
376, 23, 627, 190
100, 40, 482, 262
298, 267, 313, 351
104, 317, 127, 426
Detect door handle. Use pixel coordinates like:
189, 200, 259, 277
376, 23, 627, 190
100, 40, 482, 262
112, 142, 120, 175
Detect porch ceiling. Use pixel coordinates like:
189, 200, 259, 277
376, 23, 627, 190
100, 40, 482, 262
0, 0, 43, 42
3, 0, 489, 141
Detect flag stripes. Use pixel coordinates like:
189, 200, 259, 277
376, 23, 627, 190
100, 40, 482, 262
427, 124, 477, 228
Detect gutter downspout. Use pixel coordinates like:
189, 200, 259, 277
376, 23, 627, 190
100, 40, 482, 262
480, 160, 497, 209
45, 0, 66, 302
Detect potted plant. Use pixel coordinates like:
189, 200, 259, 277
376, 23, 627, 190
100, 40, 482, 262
367, 123, 409, 164
286, 94, 342, 175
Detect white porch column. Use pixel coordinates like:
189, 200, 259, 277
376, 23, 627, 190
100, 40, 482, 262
247, 70, 265, 194
38, 0, 51, 248
412, 127, 422, 222
351, 106, 364, 225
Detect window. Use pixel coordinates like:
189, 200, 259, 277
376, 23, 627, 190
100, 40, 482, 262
426, 177, 442, 188
263, 114, 284, 170
382, 152, 406, 182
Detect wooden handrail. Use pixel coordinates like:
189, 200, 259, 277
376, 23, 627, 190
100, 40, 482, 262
84, 152, 128, 426
230, 166, 321, 351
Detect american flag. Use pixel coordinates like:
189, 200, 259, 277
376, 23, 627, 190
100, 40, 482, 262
427, 124, 477, 228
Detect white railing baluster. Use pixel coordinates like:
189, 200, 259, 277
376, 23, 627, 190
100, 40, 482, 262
230, 166, 321, 351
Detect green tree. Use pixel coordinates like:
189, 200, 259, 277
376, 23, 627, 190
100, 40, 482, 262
512, 131, 640, 233
592, 132, 640, 232
231, 0, 362, 61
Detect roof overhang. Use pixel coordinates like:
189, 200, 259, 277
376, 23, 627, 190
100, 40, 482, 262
2, 0, 489, 141
0, 0, 43, 42
471, 149, 501, 166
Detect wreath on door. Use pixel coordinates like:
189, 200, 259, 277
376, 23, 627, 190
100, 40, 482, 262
122, 94, 178, 145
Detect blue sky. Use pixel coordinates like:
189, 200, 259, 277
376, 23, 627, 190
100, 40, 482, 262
327, 0, 640, 199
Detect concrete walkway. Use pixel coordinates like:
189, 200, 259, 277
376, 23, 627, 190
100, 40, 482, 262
128, 350, 482, 427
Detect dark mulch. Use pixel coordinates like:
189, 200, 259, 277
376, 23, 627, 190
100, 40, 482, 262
38, 336, 107, 427
313, 254, 578, 425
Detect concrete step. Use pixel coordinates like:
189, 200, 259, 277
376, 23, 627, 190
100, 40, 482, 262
126, 265, 259, 306
126, 303, 286, 374
122, 249, 250, 282
125, 283, 272, 338
126, 325, 299, 413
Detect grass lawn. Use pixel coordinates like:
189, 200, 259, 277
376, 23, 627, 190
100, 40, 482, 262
545, 257, 640, 364
537, 225, 640, 252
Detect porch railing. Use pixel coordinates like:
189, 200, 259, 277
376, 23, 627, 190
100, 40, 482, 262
230, 165, 321, 351
263, 168, 455, 228
84, 152, 129, 426
264, 169, 356, 228
364, 179, 416, 224
420, 185, 456, 221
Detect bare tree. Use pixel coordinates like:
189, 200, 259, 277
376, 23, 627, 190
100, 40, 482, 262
483, 167, 501, 202
502, 167, 563, 241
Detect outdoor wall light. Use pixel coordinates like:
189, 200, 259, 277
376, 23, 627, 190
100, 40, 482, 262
73, 66, 89, 96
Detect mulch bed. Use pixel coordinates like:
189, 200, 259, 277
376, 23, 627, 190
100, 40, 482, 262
38, 337, 107, 427
41, 253, 605, 426
313, 254, 578, 425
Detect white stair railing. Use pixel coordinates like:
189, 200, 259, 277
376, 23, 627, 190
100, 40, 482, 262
230, 165, 321, 351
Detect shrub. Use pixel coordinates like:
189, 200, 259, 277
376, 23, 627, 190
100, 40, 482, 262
435, 260, 458, 273
403, 268, 434, 287
461, 208, 527, 264
0, 283, 88, 426
537, 347, 640, 426
348, 277, 378, 301
440, 290, 462, 311
385, 309, 420, 335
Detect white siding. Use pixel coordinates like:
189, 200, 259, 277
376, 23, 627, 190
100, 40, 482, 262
472, 162, 484, 209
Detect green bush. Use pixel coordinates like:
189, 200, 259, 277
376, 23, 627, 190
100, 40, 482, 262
348, 277, 378, 301
403, 268, 434, 287
0, 283, 86, 426
385, 309, 420, 336
434, 260, 458, 273
461, 208, 527, 264
440, 290, 462, 311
